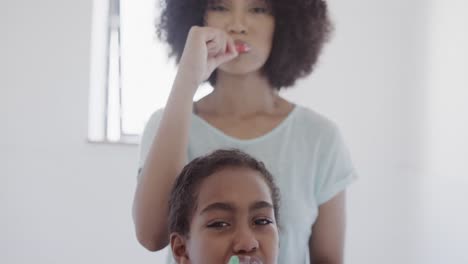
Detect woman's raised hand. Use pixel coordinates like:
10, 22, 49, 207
178, 26, 239, 86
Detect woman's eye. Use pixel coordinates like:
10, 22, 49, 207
207, 221, 230, 229
254, 218, 274, 226
251, 7, 268, 13
208, 5, 227, 11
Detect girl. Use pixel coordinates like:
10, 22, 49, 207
133, 0, 357, 263
168, 149, 280, 264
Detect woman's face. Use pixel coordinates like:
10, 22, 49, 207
204, 0, 275, 75
172, 167, 279, 264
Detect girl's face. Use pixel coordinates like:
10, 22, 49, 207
204, 0, 275, 75
171, 167, 279, 264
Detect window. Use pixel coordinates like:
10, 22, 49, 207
88, 0, 212, 144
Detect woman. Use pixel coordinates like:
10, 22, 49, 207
168, 149, 280, 264
133, 0, 357, 263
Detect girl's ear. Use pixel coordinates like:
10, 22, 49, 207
170, 232, 190, 264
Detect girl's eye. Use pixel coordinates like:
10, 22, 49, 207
254, 218, 274, 226
207, 221, 230, 229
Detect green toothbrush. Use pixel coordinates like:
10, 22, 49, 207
228, 255, 240, 264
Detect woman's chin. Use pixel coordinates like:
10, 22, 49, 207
218, 63, 263, 76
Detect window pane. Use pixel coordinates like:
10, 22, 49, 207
119, 0, 213, 136
107, 28, 122, 141
120, 0, 174, 135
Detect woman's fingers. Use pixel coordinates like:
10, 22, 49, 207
219, 35, 227, 55
206, 31, 238, 65
179, 26, 239, 84
206, 40, 218, 56
213, 39, 238, 66
227, 37, 237, 56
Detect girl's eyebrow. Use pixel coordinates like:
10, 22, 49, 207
200, 201, 273, 215
200, 202, 235, 215
249, 200, 273, 212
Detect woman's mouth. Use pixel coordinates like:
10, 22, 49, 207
234, 40, 251, 53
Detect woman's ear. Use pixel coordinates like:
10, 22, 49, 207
170, 232, 190, 264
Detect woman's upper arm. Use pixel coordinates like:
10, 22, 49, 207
309, 191, 346, 264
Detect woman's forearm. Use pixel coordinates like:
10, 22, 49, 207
132, 69, 199, 251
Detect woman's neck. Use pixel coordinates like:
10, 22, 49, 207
201, 71, 281, 117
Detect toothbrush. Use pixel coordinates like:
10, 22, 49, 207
228, 255, 262, 264
228, 255, 240, 264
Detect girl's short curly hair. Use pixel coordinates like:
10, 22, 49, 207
156, 0, 333, 90
168, 149, 281, 237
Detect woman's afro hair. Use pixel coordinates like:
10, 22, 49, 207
156, 0, 333, 90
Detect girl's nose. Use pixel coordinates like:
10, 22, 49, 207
232, 228, 259, 254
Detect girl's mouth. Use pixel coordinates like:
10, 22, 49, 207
228, 255, 263, 264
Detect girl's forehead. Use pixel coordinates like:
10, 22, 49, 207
196, 168, 272, 203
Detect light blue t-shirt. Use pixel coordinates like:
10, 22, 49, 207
138, 105, 357, 264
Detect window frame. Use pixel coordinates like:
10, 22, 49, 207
88, 0, 139, 145
88, 0, 212, 145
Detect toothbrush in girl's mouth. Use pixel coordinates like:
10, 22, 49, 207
228, 255, 263, 264
228, 256, 240, 264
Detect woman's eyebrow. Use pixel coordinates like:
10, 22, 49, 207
249, 0, 270, 5
207, 0, 226, 5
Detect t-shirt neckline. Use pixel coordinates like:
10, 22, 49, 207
191, 105, 300, 144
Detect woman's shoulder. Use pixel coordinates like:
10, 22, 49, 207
140, 108, 165, 145
143, 108, 165, 130
147, 108, 165, 122
293, 104, 339, 135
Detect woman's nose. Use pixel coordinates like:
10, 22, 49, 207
227, 12, 248, 34
232, 228, 259, 253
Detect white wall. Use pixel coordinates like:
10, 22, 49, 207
2, 0, 158, 263
417, 0, 468, 263
282, 0, 429, 262
2, 0, 467, 264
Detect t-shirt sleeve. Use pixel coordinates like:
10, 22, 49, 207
314, 124, 358, 205
137, 109, 164, 181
